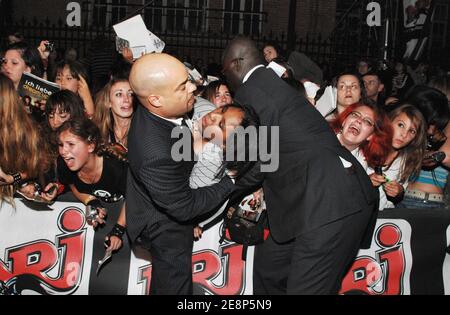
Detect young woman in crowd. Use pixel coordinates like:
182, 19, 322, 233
93, 77, 135, 153
396, 85, 450, 209
14, 90, 89, 203
204, 80, 233, 108
54, 60, 95, 117
0, 74, 51, 203
326, 72, 367, 121
57, 119, 127, 246
262, 42, 284, 64
1, 42, 44, 90
56, 118, 129, 294
330, 101, 392, 171
369, 104, 427, 210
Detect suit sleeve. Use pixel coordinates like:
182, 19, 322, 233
139, 156, 235, 222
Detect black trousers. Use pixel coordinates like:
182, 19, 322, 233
253, 207, 374, 295
139, 220, 194, 295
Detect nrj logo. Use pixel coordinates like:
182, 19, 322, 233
0, 207, 88, 295
137, 240, 247, 295
340, 223, 411, 295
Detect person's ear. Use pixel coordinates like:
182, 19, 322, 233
148, 94, 162, 108
378, 84, 385, 93
366, 134, 374, 142
88, 142, 95, 154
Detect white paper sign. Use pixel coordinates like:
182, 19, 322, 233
113, 15, 165, 59
267, 61, 287, 78
315, 85, 337, 117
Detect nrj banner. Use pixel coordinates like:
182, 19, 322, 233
1, 200, 450, 295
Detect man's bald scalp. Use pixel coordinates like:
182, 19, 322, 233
129, 53, 183, 98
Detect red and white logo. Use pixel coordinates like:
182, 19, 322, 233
340, 220, 413, 295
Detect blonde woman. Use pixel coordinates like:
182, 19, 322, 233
93, 78, 134, 153
0, 74, 51, 203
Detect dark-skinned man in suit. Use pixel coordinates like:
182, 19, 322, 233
222, 37, 379, 294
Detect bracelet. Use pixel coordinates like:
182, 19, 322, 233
107, 224, 126, 240
11, 173, 22, 186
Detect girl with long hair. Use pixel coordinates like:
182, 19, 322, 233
0, 74, 51, 203
370, 104, 427, 210
92, 78, 134, 153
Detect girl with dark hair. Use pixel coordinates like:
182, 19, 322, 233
396, 84, 450, 209
57, 118, 127, 244
54, 60, 95, 117
263, 42, 285, 64
1, 42, 44, 89
330, 102, 392, 171
325, 72, 368, 121
370, 104, 427, 210
45, 90, 86, 130
56, 119, 130, 294
17, 90, 90, 201
204, 80, 233, 108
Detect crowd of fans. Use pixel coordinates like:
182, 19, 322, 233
1, 32, 450, 256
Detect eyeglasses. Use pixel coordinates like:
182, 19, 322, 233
221, 58, 244, 75
349, 111, 375, 128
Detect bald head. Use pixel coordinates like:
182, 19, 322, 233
129, 53, 197, 119
222, 37, 264, 91
130, 53, 184, 99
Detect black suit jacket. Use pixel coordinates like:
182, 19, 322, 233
126, 105, 235, 242
235, 67, 378, 243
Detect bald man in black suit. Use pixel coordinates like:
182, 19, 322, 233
127, 53, 236, 295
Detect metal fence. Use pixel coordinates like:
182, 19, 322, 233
1, 17, 381, 76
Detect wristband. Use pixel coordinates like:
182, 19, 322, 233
107, 224, 126, 240
11, 173, 22, 186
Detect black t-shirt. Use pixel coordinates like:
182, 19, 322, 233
58, 154, 128, 202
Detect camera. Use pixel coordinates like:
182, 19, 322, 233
427, 134, 446, 151
44, 42, 54, 52
425, 151, 446, 164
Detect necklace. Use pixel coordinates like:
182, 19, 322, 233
78, 157, 102, 184
113, 125, 129, 147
